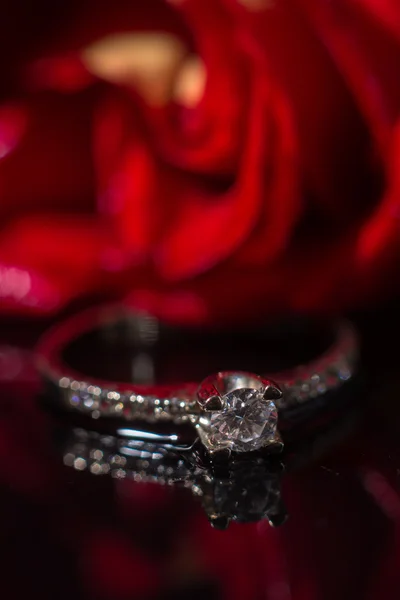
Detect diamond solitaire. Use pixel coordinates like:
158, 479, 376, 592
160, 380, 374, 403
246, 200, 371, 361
196, 372, 284, 457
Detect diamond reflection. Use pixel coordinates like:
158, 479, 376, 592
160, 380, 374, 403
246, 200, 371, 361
60, 426, 287, 529
57, 400, 359, 531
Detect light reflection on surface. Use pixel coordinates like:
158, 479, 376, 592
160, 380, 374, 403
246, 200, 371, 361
58, 406, 359, 531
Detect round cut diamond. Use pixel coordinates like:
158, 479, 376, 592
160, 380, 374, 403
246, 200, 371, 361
207, 388, 278, 453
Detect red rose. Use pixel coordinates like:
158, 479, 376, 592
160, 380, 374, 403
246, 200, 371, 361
0, 0, 399, 324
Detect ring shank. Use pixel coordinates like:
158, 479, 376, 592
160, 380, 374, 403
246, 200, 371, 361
36, 305, 358, 424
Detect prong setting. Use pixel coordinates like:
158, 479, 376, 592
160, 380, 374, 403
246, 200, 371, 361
263, 382, 283, 401
197, 383, 225, 411
265, 439, 284, 455
196, 371, 284, 456
204, 395, 225, 411
208, 446, 232, 463
208, 515, 231, 530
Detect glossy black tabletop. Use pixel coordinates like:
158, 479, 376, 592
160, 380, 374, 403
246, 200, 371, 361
1, 306, 400, 600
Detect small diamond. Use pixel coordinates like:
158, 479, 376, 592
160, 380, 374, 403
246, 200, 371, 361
203, 388, 278, 453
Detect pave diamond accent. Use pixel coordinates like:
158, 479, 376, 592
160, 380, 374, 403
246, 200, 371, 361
201, 388, 278, 453
64, 383, 198, 423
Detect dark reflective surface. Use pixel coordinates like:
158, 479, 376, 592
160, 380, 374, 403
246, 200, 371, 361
58, 427, 288, 529
1, 308, 400, 600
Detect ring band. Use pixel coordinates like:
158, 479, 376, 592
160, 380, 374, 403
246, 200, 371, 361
36, 304, 358, 457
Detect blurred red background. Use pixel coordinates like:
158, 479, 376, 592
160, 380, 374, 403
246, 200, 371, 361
1, 0, 400, 325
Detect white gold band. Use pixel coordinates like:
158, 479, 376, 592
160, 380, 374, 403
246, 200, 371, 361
36, 305, 358, 456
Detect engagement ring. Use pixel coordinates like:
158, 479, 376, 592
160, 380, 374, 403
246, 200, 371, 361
36, 305, 358, 459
